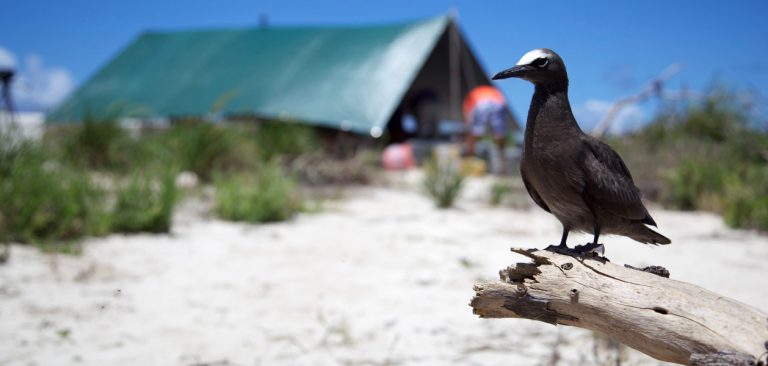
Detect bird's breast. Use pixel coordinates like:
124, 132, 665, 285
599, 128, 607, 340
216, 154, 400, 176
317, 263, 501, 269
522, 142, 591, 226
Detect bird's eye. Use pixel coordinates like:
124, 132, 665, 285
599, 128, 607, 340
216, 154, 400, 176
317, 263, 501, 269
532, 58, 549, 68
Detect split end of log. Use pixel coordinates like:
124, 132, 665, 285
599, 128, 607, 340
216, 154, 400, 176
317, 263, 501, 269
689, 351, 766, 366
470, 247, 768, 366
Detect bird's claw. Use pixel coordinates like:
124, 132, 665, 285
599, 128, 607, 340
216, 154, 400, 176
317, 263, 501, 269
544, 243, 607, 259
544, 244, 580, 256
574, 243, 605, 257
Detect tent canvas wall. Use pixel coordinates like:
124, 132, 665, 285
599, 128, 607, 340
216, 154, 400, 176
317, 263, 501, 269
48, 15, 518, 138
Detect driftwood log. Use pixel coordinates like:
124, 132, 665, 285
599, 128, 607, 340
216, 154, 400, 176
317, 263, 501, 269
470, 248, 768, 365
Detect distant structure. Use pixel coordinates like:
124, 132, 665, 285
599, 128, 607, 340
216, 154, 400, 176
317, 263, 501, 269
0, 64, 15, 126
48, 15, 518, 140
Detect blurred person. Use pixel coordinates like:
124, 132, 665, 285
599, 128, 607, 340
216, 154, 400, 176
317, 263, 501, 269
387, 90, 440, 144
463, 85, 509, 170
386, 103, 415, 144
408, 89, 440, 138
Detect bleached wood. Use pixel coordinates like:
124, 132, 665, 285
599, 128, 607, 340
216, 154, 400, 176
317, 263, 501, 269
470, 248, 768, 365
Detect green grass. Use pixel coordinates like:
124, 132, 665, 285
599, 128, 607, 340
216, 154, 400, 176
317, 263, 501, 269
153, 120, 318, 181
214, 161, 301, 223
0, 136, 110, 245
662, 159, 727, 211
723, 165, 768, 230
49, 114, 133, 170
254, 121, 319, 160
423, 158, 465, 209
0, 119, 342, 248
110, 171, 178, 233
613, 86, 768, 231
490, 179, 514, 206
162, 122, 254, 181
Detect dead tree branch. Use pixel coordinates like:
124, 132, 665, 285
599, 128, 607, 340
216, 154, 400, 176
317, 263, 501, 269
470, 248, 768, 365
590, 63, 682, 138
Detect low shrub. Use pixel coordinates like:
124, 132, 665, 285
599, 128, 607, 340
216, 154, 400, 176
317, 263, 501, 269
214, 161, 301, 223
0, 138, 110, 244
490, 179, 514, 206
0, 133, 38, 178
488, 178, 531, 209
164, 122, 249, 181
661, 159, 727, 211
290, 150, 379, 185
55, 115, 133, 170
254, 121, 319, 160
423, 158, 465, 208
110, 171, 178, 233
723, 166, 768, 231
614, 86, 768, 231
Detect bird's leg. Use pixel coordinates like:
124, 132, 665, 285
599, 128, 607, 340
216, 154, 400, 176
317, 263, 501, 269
573, 192, 606, 257
591, 224, 601, 245
545, 227, 578, 255
575, 224, 605, 257
559, 228, 569, 247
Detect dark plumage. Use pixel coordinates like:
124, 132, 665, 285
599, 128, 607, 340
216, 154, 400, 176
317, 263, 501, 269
492, 48, 670, 252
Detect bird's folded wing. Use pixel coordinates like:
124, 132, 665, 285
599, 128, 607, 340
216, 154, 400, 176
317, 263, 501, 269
521, 168, 550, 213
580, 136, 648, 221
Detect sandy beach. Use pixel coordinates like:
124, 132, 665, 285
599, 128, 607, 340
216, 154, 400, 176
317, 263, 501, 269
1, 172, 767, 366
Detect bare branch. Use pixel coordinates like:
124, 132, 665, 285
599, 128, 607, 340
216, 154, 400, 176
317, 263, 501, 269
470, 248, 768, 365
590, 63, 683, 138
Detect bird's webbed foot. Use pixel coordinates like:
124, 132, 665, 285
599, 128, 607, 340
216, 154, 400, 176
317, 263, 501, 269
544, 243, 581, 256
544, 242, 607, 261
573, 242, 605, 257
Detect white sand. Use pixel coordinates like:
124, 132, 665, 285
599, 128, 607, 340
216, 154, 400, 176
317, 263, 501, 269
1, 172, 767, 366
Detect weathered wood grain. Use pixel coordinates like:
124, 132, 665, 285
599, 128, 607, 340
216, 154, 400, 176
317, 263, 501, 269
470, 248, 768, 365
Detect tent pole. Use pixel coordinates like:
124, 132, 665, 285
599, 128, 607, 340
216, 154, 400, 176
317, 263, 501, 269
448, 20, 461, 120
459, 30, 477, 90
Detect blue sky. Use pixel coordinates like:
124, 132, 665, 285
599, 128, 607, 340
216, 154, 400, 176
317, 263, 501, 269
2, 0, 767, 130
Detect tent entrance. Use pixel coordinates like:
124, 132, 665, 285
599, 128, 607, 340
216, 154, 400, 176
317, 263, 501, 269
385, 20, 517, 144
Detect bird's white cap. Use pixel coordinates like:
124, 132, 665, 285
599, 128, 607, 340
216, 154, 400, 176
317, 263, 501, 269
516, 49, 549, 66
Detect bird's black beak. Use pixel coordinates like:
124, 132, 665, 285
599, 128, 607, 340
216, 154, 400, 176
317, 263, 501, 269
492, 65, 530, 80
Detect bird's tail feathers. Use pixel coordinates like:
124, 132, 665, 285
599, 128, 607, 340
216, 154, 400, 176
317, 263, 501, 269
642, 214, 658, 227
628, 225, 671, 245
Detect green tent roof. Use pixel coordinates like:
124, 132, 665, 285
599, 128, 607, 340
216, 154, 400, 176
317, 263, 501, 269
48, 16, 514, 135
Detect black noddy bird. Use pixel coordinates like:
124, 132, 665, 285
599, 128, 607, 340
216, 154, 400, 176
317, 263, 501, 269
492, 48, 670, 255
